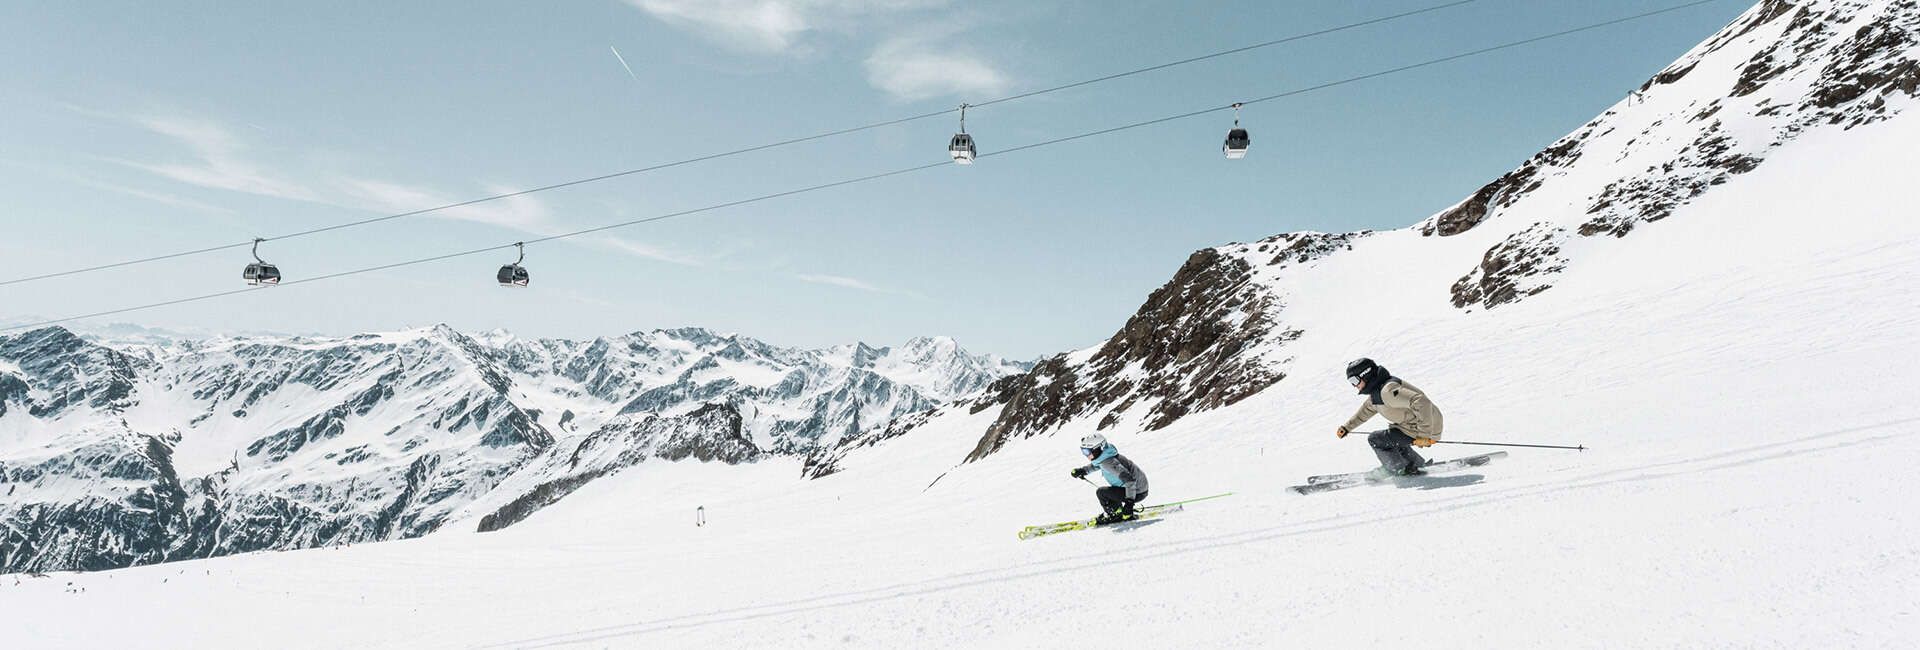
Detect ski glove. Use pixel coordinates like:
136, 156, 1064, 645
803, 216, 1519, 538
1071, 467, 1091, 479
1411, 437, 1436, 448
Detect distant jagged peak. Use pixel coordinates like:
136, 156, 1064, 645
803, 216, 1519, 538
0, 326, 149, 370
901, 335, 959, 351
641, 326, 733, 345
843, 341, 886, 368
0, 324, 84, 348
473, 327, 517, 346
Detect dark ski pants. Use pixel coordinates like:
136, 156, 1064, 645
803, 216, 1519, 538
1096, 486, 1146, 514
1368, 429, 1427, 474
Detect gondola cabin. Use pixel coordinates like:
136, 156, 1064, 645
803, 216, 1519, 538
497, 264, 530, 287
1223, 128, 1250, 159
949, 133, 976, 164
243, 262, 281, 285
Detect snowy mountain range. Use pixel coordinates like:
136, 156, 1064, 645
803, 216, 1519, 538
0, 325, 1026, 573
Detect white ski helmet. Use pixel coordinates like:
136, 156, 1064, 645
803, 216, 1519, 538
1080, 433, 1108, 459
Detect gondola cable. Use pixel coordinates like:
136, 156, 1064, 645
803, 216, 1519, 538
0, 0, 1732, 333
0, 0, 1493, 288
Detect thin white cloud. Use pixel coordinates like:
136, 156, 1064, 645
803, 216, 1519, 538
0, 159, 234, 214
631, 0, 815, 53
797, 272, 882, 291
795, 272, 924, 299
554, 287, 620, 308
627, 0, 1008, 101
865, 34, 1009, 101
119, 116, 319, 202
120, 115, 701, 268
595, 236, 708, 266
629, 0, 948, 53
72, 177, 237, 214
336, 179, 553, 230
337, 180, 704, 266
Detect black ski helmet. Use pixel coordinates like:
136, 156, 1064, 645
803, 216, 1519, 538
1346, 358, 1384, 389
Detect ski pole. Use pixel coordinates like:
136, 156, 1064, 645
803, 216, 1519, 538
1438, 440, 1586, 451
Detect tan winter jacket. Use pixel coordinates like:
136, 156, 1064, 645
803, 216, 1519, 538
1343, 378, 1444, 440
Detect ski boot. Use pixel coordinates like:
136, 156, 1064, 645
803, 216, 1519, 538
1095, 506, 1138, 526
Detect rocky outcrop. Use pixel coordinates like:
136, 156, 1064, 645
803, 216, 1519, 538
1421, 133, 1588, 238
1450, 223, 1571, 309
954, 238, 1320, 463
477, 404, 761, 531
0, 327, 150, 416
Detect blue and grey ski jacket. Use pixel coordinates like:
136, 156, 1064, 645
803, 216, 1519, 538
1081, 444, 1148, 500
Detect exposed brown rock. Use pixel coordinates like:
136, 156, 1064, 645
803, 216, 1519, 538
1808, 10, 1920, 115
951, 239, 1331, 463
1450, 224, 1568, 310
1422, 131, 1587, 238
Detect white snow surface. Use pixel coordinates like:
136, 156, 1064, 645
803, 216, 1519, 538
6, 1, 1920, 646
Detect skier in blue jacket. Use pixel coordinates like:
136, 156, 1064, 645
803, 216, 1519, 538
1069, 433, 1150, 524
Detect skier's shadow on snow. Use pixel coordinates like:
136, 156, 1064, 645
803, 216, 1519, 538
1393, 474, 1485, 490
1107, 519, 1166, 534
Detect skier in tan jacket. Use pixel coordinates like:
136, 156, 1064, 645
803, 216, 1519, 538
1335, 358, 1443, 476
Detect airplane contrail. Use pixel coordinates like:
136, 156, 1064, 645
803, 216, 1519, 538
609, 46, 638, 81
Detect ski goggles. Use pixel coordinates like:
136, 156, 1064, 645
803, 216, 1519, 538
1348, 375, 1364, 387
1081, 446, 1102, 459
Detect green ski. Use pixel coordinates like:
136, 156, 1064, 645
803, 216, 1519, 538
1017, 492, 1232, 540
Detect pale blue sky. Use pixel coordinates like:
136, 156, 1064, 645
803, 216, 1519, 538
0, 0, 1748, 358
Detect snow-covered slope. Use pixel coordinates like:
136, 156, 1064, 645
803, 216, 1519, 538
0, 325, 1025, 573
823, 0, 1920, 468
2, 1, 1917, 647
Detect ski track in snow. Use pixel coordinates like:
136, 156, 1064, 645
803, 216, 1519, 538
495, 418, 1917, 649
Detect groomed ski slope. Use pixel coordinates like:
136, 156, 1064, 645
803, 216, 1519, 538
7, 82, 1920, 650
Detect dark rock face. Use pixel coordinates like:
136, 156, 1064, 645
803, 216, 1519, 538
1422, 134, 1588, 238
1576, 130, 1767, 239
1807, 6, 1920, 116
1450, 223, 1570, 310
1, 437, 190, 572
1256, 231, 1365, 267
801, 404, 947, 480
573, 330, 1020, 453
477, 404, 761, 531
952, 237, 1328, 463
0, 327, 151, 416
474, 470, 611, 533
805, 234, 1355, 471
